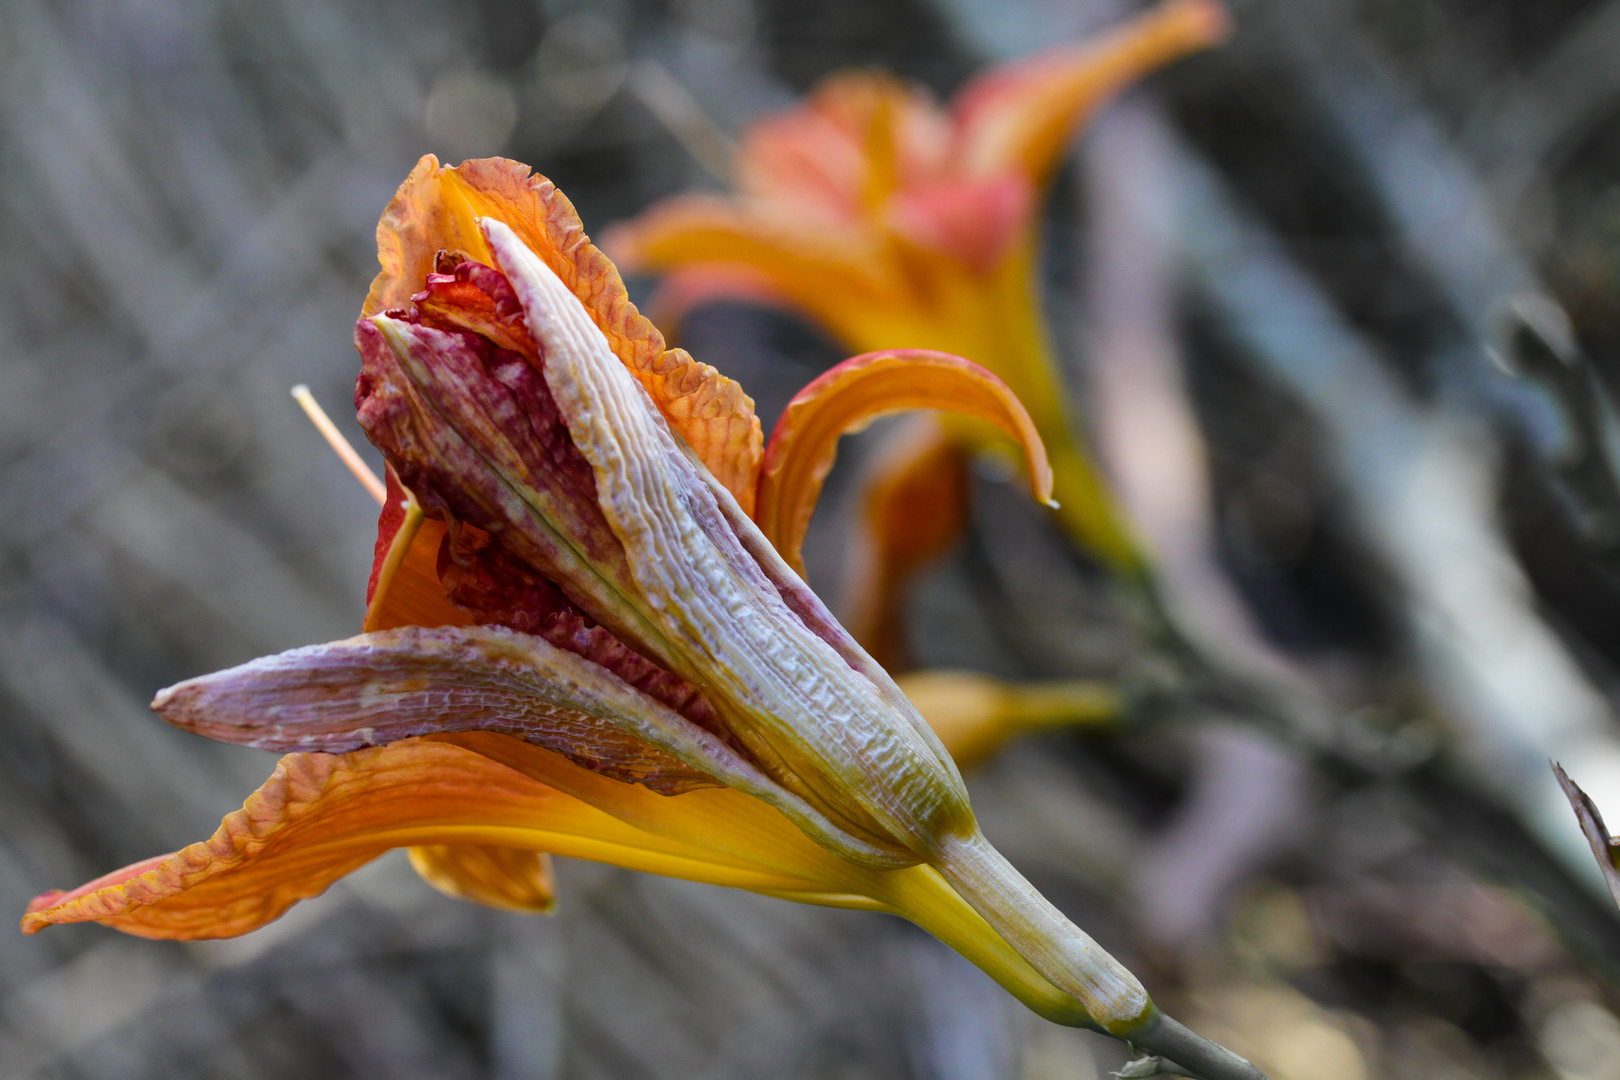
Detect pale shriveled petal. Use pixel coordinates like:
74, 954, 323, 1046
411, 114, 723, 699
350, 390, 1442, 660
152, 624, 718, 794
153, 623, 905, 866
484, 216, 970, 865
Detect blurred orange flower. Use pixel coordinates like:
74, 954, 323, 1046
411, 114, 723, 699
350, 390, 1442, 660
608, 0, 1228, 661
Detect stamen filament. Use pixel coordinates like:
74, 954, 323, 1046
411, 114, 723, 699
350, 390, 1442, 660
292, 384, 388, 504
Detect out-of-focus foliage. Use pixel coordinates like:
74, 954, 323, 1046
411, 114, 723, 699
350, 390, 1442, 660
8, 1, 1620, 1079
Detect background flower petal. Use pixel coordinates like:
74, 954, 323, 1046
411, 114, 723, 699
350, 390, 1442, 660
950, 0, 1228, 183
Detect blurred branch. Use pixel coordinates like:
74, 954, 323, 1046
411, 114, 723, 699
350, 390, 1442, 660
1174, 141, 1620, 897
1273, 12, 1620, 566
626, 58, 737, 185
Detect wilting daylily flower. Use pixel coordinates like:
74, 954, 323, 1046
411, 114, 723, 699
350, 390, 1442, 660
607, 0, 1227, 659
22, 158, 1260, 1078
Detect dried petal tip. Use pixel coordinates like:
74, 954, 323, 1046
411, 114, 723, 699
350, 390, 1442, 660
1553, 761, 1620, 910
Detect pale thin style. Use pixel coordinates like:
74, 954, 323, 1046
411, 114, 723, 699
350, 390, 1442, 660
292, 384, 388, 505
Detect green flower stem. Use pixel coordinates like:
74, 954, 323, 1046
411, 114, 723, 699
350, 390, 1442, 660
1123, 1013, 1266, 1080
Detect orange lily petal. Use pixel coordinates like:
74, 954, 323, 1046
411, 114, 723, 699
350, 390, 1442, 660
361, 468, 550, 913
20, 733, 1091, 1027
407, 844, 557, 915
886, 174, 1033, 275
898, 672, 1120, 770
365, 156, 761, 509
365, 466, 413, 604
756, 350, 1053, 576
951, 0, 1228, 185
18, 739, 833, 940
840, 416, 970, 670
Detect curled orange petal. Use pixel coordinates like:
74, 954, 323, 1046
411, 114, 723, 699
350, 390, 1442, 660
756, 350, 1053, 576
18, 738, 840, 940
408, 844, 557, 915
366, 156, 761, 508
21, 742, 557, 939
951, 0, 1228, 184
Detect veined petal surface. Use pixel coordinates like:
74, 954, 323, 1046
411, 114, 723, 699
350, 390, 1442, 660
19, 739, 867, 939
152, 625, 721, 793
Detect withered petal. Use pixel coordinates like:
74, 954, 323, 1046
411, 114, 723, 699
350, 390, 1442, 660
154, 622, 908, 866
153, 624, 716, 793
486, 217, 969, 865
357, 310, 668, 661
366, 157, 761, 506
756, 349, 1053, 577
